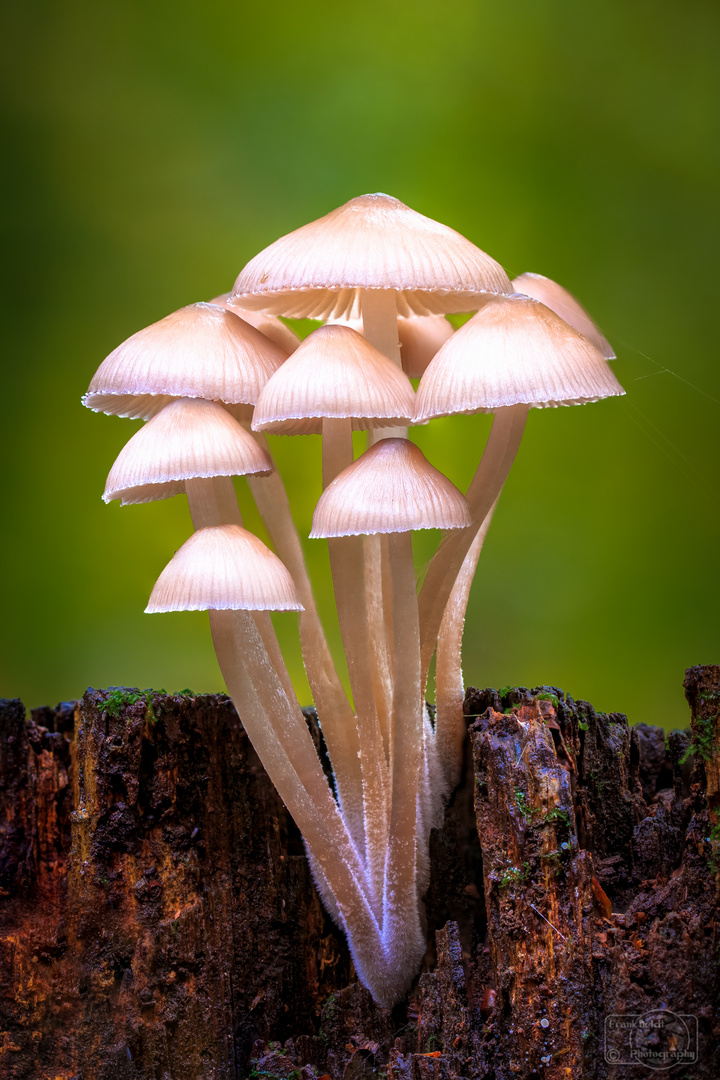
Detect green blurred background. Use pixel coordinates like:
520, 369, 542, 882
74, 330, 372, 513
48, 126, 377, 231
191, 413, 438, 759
2, 0, 718, 731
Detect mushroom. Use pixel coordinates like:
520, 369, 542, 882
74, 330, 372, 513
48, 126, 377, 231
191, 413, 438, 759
84, 300, 352, 756
103, 397, 272, 506
310, 438, 471, 537
229, 192, 510, 321
84, 196, 625, 1009
88, 314, 396, 997
311, 436, 470, 990
145, 522, 394, 1002
83, 302, 287, 420
252, 323, 415, 436
146, 523, 302, 613
511, 272, 615, 359
414, 294, 624, 783
229, 191, 509, 435
99, 389, 302, 702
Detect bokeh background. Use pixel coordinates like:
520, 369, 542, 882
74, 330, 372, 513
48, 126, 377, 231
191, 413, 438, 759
2, 0, 718, 731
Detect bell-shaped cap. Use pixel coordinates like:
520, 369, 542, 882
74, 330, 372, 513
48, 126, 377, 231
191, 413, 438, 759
104, 398, 272, 505
230, 193, 511, 320
310, 438, 470, 537
146, 524, 302, 612
398, 315, 454, 378
252, 324, 416, 435
83, 302, 288, 420
512, 273, 615, 359
209, 293, 301, 354
415, 296, 625, 421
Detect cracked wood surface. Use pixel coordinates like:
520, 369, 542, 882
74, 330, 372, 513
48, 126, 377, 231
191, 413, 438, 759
1, 669, 718, 1079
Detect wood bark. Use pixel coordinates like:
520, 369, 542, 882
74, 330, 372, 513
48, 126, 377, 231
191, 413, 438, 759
1, 668, 718, 1079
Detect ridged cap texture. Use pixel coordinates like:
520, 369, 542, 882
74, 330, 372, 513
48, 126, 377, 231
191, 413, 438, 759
83, 303, 288, 420
310, 438, 470, 537
415, 296, 625, 420
146, 524, 302, 612
230, 194, 511, 320
104, 398, 272, 505
252, 324, 416, 435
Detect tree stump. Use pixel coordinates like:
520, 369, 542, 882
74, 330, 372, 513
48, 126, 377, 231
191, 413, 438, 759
1, 668, 718, 1079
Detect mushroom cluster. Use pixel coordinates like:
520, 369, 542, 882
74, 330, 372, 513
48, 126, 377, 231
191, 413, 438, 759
83, 194, 624, 1006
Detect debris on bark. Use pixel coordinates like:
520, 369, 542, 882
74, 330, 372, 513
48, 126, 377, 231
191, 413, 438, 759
1, 670, 718, 1079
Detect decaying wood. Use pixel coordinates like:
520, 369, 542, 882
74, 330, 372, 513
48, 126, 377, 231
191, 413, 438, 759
0, 691, 355, 1079
1, 669, 718, 1079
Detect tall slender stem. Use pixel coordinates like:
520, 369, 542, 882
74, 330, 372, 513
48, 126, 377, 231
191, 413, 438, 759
363, 534, 393, 763
383, 530, 425, 972
418, 404, 528, 685
247, 439, 355, 724
323, 418, 388, 908
360, 288, 407, 441
359, 290, 406, 768
185, 476, 243, 529
210, 608, 419, 1007
360, 289, 402, 365
209, 611, 378, 953
357, 288, 410, 854
247, 439, 365, 849
185, 473, 348, 858
435, 502, 497, 791
415, 708, 443, 897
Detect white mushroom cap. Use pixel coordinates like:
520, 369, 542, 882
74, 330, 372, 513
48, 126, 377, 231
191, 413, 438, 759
512, 272, 615, 360
415, 295, 625, 421
83, 302, 288, 420
209, 293, 301, 354
310, 438, 471, 537
252, 324, 416, 435
103, 398, 272, 505
146, 524, 302, 612
398, 315, 455, 378
230, 193, 511, 320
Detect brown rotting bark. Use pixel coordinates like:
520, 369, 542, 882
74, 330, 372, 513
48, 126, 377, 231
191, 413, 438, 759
1, 669, 718, 1079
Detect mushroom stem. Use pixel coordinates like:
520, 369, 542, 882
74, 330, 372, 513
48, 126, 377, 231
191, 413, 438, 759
360, 288, 407, 439
383, 530, 425, 971
415, 708, 444, 897
363, 533, 393, 763
185, 475, 243, 529
184, 478, 356, 874
418, 404, 528, 684
211, 605, 425, 1007
359, 289, 405, 769
323, 418, 389, 907
247, 440, 355, 720
435, 502, 497, 791
246, 438, 365, 849
215, 610, 355, 841
360, 288, 401, 365
253, 611, 298, 704
209, 610, 380, 954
